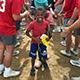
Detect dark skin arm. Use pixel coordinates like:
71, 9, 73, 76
45, 25, 52, 40
26, 30, 41, 44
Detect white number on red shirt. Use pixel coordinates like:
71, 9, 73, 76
0, 0, 6, 12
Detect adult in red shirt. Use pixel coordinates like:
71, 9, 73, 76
0, 0, 28, 78
60, 0, 79, 57
60, 0, 75, 47
26, 7, 50, 76
63, 0, 80, 70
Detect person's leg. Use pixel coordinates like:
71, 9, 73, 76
60, 18, 72, 56
29, 43, 38, 76
60, 18, 70, 46
69, 29, 80, 69
1, 35, 20, 78
30, 57, 36, 76
0, 42, 5, 64
60, 32, 72, 56
66, 33, 72, 52
74, 28, 80, 50
39, 44, 48, 69
3, 35, 16, 67
3, 45, 13, 67
71, 28, 80, 55
74, 36, 80, 50
0, 42, 5, 74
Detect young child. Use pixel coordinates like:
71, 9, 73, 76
26, 7, 50, 76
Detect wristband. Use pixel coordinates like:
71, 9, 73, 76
70, 18, 75, 22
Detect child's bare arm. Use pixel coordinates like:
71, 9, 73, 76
46, 25, 52, 40
26, 30, 32, 38
26, 30, 41, 43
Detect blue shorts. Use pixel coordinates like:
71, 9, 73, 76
29, 43, 47, 59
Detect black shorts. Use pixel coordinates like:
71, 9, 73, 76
74, 28, 80, 36
0, 34, 16, 45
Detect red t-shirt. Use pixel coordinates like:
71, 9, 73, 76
75, 0, 80, 16
27, 20, 49, 43
64, 0, 76, 18
0, 0, 24, 36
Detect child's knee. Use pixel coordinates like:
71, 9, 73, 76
39, 50, 47, 60
29, 52, 37, 59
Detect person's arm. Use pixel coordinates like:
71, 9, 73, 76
54, 0, 63, 7
67, 7, 78, 26
63, 0, 80, 34
63, 16, 80, 36
45, 25, 52, 39
70, 7, 78, 20
12, 0, 30, 21
68, 16, 80, 31
26, 29, 41, 43
26, 29, 32, 38
61, 17, 80, 37
12, 10, 29, 21
26, 22, 34, 38
58, 0, 65, 15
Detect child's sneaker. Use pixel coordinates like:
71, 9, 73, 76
70, 48, 79, 55
3, 68, 20, 78
60, 50, 71, 57
0, 64, 4, 74
30, 68, 35, 76
70, 60, 80, 67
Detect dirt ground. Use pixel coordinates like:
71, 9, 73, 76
0, 31, 80, 80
